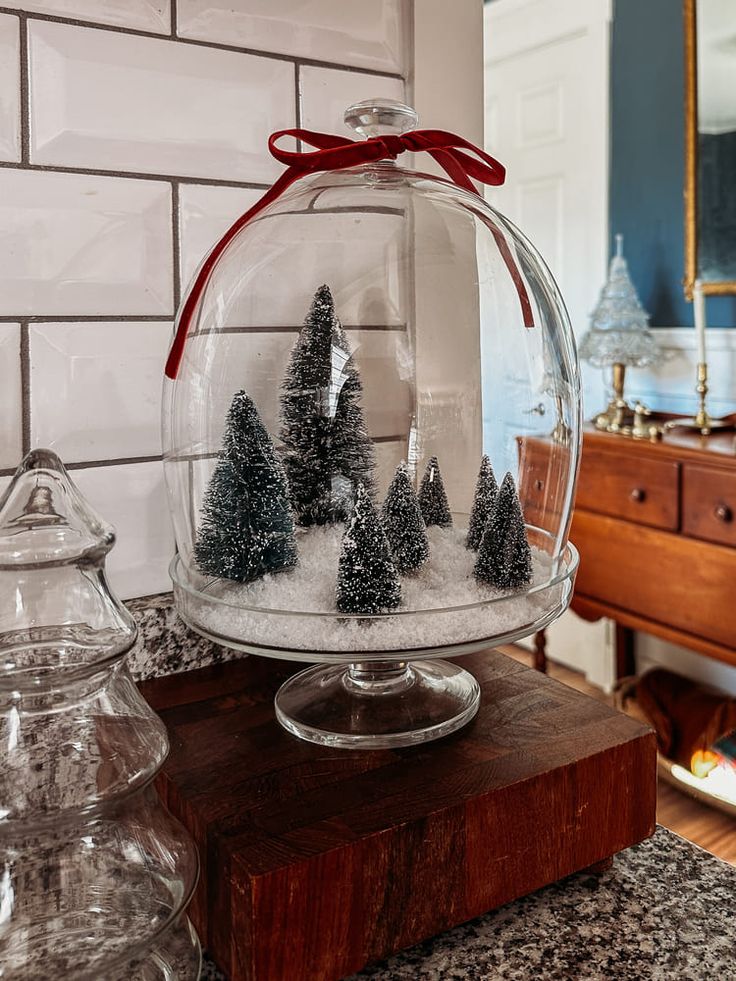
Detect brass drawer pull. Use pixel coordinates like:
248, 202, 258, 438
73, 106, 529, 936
714, 503, 733, 523
630, 487, 646, 503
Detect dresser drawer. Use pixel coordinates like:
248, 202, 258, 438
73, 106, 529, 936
517, 437, 571, 531
572, 510, 736, 650
575, 448, 679, 530
682, 464, 736, 546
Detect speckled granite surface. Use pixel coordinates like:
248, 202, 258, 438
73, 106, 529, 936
198, 827, 736, 981
125, 596, 734, 980
126, 592, 240, 681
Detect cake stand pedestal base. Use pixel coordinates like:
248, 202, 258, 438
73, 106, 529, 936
275, 659, 481, 749
140, 649, 656, 981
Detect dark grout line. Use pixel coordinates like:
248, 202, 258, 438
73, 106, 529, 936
170, 0, 177, 38
187, 460, 197, 531
0, 315, 173, 323
0, 158, 273, 189
191, 323, 407, 338
18, 16, 29, 164
171, 180, 182, 312
374, 435, 406, 444
294, 63, 302, 152
0, 6, 404, 80
0, 468, 15, 478
65, 455, 163, 471
168, 451, 219, 464
281, 205, 406, 217
19, 322, 30, 455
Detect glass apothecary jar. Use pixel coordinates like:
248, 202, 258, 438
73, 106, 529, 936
0, 449, 201, 981
162, 99, 581, 749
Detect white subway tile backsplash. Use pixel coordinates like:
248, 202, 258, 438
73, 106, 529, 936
206, 211, 409, 329
177, 0, 407, 75
0, 324, 22, 469
0, 15, 20, 162
4, 1, 171, 33
29, 21, 295, 181
29, 321, 172, 462
73, 461, 174, 598
1, 0, 409, 599
184, 327, 411, 450
299, 66, 405, 136
374, 438, 407, 496
0, 169, 172, 316
179, 184, 262, 291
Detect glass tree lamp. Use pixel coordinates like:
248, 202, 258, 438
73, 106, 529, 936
579, 234, 659, 433
162, 98, 582, 750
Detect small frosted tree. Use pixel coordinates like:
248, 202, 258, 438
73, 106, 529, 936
474, 472, 532, 590
417, 456, 452, 528
280, 285, 375, 526
194, 391, 297, 583
381, 464, 429, 574
466, 455, 499, 551
336, 483, 401, 614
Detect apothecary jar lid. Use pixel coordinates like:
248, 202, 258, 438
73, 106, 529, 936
162, 98, 581, 664
0, 449, 136, 684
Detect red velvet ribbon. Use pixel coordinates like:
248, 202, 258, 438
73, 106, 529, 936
164, 128, 534, 379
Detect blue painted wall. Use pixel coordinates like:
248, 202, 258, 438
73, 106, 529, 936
610, 0, 736, 327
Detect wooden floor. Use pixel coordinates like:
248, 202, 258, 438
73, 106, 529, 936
502, 645, 736, 866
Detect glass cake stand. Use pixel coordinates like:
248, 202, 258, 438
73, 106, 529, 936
171, 531, 578, 749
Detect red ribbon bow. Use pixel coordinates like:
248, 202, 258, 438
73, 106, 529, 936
165, 128, 534, 379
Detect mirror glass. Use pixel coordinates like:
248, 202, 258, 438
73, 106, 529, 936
696, 0, 736, 284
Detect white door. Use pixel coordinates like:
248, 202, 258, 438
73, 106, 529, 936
484, 0, 611, 415
484, 0, 614, 688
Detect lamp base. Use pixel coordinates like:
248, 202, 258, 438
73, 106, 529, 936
593, 362, 633, 434
663, 415, 734, 437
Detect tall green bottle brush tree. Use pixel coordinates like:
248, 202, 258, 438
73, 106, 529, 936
474, 472, 532, 590
336, 483, 402, 614
381, 464, 429, 574
280, 285, 375, 526
418, 456, 453, 528
194, 391, 298, 583
466, 455, 499, 551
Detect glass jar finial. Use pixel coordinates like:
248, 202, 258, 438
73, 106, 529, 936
344, 98, 419, 139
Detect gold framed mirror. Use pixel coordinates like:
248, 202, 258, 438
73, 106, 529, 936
684, 0, 736, 299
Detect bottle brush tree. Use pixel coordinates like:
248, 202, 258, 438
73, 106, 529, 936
381, 463, 429, 574
280, 284, 375, 526
474, 472, 532, 590
336, 483, 401, 614
194, 390, 298, 583
466, 455, 499, 551
417, 456, 452, 528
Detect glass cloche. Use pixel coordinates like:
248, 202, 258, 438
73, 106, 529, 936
162, 99, 581, 749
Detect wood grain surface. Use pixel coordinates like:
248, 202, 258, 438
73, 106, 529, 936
141, 650, 656, 981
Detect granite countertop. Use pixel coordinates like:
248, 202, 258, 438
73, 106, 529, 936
199, 827, 736, 981
124, 597, 735, 980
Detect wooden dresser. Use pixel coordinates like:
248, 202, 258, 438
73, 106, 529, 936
521, 424, 736, 676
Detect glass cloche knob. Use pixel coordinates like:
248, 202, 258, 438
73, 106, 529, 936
344, 98, 419, 138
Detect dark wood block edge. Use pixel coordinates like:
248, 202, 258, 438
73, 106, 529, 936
141, 650, 656, 981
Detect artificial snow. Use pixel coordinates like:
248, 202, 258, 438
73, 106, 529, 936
187, 525, 568, 656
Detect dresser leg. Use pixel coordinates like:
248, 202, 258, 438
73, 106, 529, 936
533, 629, 548, 673
615, 625, 635, 679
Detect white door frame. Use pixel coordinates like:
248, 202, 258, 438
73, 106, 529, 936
483, 0, 615, 690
